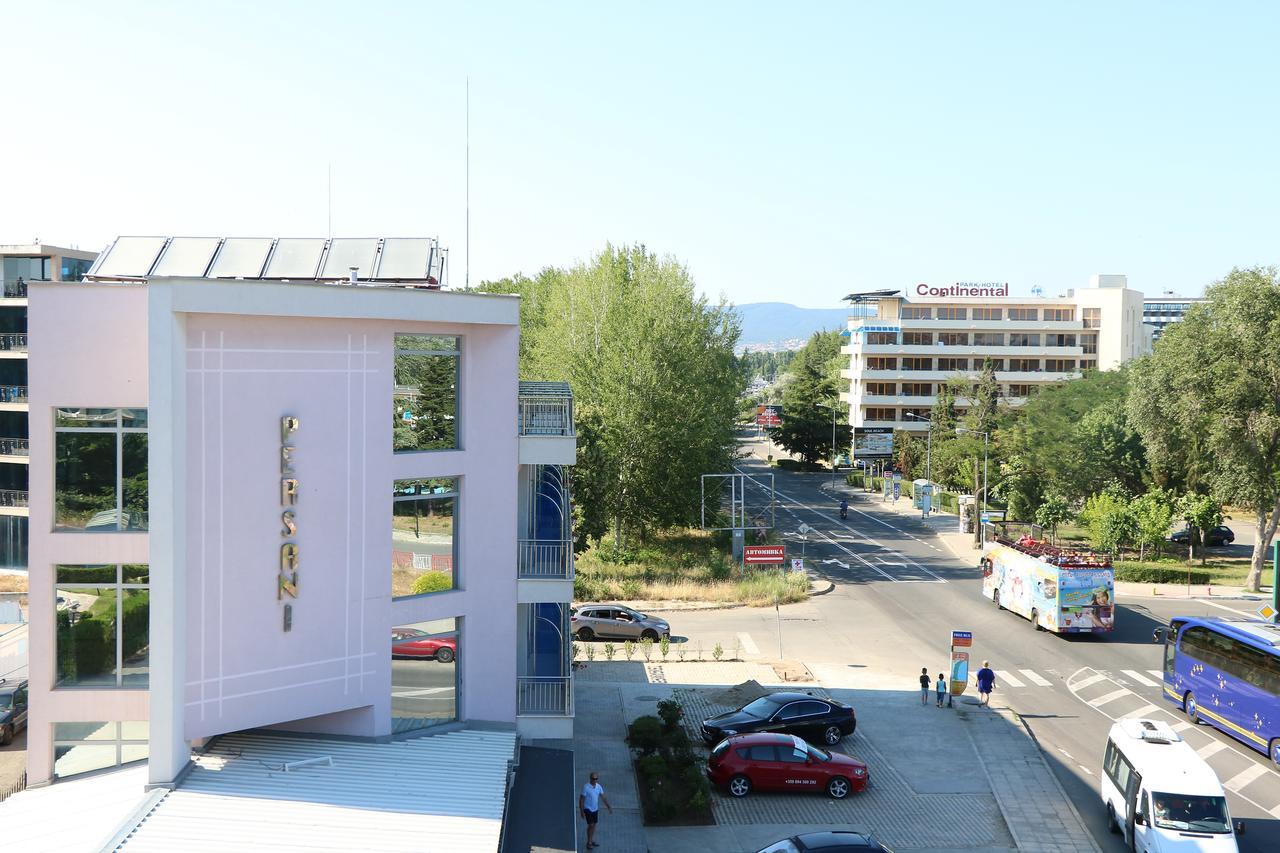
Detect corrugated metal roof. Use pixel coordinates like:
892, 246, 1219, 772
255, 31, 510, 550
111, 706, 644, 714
0, 764, 152, 852
115, 728, 517, 852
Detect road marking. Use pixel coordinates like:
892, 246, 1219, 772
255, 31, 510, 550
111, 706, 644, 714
1071, 673, 1107, 691
1224, 764, 1267, 793
1089, 688, 1130, 708
1121, 669, 1159, 688
737, 632, 759, 656
1147, 670, 1165, 681
1197, 741, 1227, 759
997, 670, 1026, 688
1058, 747, 1075, 760
1121, 703, 1161, 720
1170, 721, 1192, 732
1078, 765, 1093, 775
1020, 669, 1052, 687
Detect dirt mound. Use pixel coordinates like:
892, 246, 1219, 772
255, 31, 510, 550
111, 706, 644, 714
708, 679, 768, 707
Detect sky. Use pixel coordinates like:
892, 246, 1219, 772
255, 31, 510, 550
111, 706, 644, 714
4, 2, 1279, 306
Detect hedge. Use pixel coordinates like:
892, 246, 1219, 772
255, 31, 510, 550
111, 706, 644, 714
1114, 565, 1212, 585
844, 474, 963, 515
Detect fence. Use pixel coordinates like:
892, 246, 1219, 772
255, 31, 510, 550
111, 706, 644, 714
0, 438, 28, 456
517, 539, 573, 579
0, 386, 27, 404
0, 335, 26, 352
516, 676, 573, 716
517, 393, 574, 437
2, 280, 27, 299
0, 490, 27, 508
0, 770, 25, 803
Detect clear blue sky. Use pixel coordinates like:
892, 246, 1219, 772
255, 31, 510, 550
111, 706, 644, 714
5, 2, 1278, 305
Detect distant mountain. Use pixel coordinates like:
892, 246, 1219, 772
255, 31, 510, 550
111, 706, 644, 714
735, 302, 849, 350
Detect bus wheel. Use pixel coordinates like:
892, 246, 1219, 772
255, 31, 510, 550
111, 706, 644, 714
1184, 692, 1200, 724
993, 590, 1002, 610
1270, 739, 1280, 768
1030, 608, 1043, 630
1106, 802, 1120, 834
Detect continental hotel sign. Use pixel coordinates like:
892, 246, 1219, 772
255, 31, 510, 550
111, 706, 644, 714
916, 282, 1009, 298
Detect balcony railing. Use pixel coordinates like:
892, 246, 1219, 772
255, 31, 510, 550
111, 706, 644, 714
0, 490, 28, 508
2, 280, 28, 299
0, 335, 27, 352
0, 386, 28, 403
518, 539, 574, 579
517, 676, 573, 716
0, 438, 28, 456
518, 381, 574, 436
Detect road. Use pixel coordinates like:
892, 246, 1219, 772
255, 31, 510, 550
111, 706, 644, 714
664, 448, 1280, 852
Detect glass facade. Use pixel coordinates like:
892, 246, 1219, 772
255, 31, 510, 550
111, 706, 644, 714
59, 257, 93, 281
53, 408, 148, 531
391, 478, 457, 598
390, 618, 458, 732
2, 256, 50, 282
55, 564, 149, 688
53, 721, 148, 779
393, 335, 460, 451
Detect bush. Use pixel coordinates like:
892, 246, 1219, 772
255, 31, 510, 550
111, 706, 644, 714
1114, 565, 1212, 585
636, 753, 668, 780
628, 715, 664, 754
656, 698, 683, 731
620, 579, 644, 600
410, 571, 453, 595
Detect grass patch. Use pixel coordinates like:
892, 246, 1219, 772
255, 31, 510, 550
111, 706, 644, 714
0, 575, 27, 594
574, 529, 809, 606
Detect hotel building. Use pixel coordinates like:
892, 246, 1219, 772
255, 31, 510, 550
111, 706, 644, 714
841, 274, 1151, 432
1142, 294, 1206, 341
10, 236, 575, 846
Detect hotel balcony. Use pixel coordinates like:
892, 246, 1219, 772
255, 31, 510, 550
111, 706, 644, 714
517, 603, 573, 737
519, 539, 573, 580
0, 334, 27, 358
1, 279, 29, 303
860, 344, 1082, 357
517, 676, 573, 717
518, 381, 576, 465
0, 386, 28, 412
518, 464, 574, 603
0, 489, 28, 517
895, 318, 1084, 331
855, 369, 1080, 384
0, 437, 29, 463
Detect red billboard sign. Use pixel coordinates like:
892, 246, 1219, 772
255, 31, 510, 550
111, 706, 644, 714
756, 404, 782, 428
744, 545, 786, 565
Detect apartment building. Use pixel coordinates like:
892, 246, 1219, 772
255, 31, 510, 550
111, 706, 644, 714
24, 236, 575, 792
0, 243, 99, 570
841, 274, 1150, 432
1143, 294, 1206, 341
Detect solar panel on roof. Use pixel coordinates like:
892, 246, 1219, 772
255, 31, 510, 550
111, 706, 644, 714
377, 238, 433, 280
320, 238, 379, 279
92, 236, 168, 278
263, 238, 326, 279
151, 237, 220, 277
206, 238, 273, 278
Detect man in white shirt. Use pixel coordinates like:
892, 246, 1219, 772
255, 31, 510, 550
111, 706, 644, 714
579, 772, 613, 849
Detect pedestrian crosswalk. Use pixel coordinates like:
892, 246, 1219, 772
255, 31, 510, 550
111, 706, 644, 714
990, 668, 1165, 691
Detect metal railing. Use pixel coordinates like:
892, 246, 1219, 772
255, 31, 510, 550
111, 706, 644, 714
0, 335, 26, 352
517, 676, 573, 716
0, 490, 28, 507
517, 383, 574, 437
0, 386, 27, 403
0, 438, 27, 456
518, 539, 573, 579
0, 769, 26, 803
2, 280, 27, 299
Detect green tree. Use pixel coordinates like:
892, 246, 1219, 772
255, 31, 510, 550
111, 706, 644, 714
768, 331, 851, 464
1033, 494, 1071, 544
1130, 488, 1175, 561
1129, 267, 1280, 589
1174, 492, 1222, 566
971, 358, 1000, 436
1079, 488, 1136, 558
892, 429, 925, 480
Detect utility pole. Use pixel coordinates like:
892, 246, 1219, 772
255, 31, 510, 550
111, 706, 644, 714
905, 412, 932, 519
956, 427, 990, 548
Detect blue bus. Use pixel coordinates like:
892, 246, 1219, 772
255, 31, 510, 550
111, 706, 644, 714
1154, 617, 1280, 766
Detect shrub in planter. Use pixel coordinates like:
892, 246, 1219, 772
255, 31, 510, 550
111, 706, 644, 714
636, 752, 668, 781
628, 715, 663, 755
656, 698, 683, 731
1114, 565, 1211, 585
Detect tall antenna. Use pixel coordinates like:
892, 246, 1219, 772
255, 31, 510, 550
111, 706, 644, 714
327, 161, 332, 239
465, 76, 471, 290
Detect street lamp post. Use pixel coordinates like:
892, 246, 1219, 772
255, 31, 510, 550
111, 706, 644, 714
831, 398, 837, 489
904, 412, 932, 519
956, 427, 990, 546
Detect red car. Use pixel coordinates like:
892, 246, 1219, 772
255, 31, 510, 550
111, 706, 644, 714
706, 732, 868, 800
391, 628, 457, 663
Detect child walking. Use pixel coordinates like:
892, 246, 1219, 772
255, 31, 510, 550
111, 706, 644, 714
935, 672, 947, 707
919, 667, 930, 705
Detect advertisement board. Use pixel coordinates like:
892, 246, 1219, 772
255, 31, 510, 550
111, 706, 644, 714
756, 404, 783, 428
744, 545, 786, 565
854, 426, 893, 458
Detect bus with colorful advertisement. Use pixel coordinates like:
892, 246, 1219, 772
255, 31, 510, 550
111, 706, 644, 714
1153, 616, 1280, 766
979, 526, 1114, 634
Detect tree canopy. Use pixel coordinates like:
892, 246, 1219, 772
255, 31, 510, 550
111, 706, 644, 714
767, 330, 851, 464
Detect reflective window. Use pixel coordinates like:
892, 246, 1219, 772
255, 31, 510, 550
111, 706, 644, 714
392, 478, 457, 598
901, 306, 931, 319
53, 721, 148, 779
902, 331, 933, 345
394, 335, 461, 452
1008, 308, 1039, 321
972, 307, 1002, 320
54, 408, 148, 531
55, 564, 149, 688
59, 257, 92, 281
937, 332, 969, 346
391, 618, 458, 732
935, 306, 967, 321
3, 256, 51, 282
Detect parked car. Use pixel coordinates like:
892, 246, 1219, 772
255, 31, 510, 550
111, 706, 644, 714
571, 604, 670, 641
0, 678, 28, 746
706, 732, 869, 799
701, 691, 856, 747
756, 831, 894, 852
391, 628, 456, 663
1169, 526, 1235, 547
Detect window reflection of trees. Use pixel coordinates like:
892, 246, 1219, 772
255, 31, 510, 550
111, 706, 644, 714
393, 336, 460, 452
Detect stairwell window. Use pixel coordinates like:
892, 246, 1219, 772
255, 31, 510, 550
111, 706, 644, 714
54, 408, 148, 532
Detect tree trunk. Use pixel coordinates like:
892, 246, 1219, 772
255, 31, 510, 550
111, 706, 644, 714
1245, 497, 1280, 592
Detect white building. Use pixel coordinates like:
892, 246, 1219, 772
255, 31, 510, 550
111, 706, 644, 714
1143, 294, 1207, 341
841, 275, 1150, 433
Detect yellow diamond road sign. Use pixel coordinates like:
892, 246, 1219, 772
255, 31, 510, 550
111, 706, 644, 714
1257, 604, 1277, 621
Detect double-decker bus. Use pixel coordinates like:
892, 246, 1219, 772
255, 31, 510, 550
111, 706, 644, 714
1154, 617, 1280, 765
980, 526, 1114, 634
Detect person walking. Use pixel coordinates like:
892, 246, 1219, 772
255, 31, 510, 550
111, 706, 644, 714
977, 661, 996, 707
579, 771, 612, 849
919, 667, 930, 705
935, 672, 947, 708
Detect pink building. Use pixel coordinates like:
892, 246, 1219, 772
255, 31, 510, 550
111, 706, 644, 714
25, 237, 575, 789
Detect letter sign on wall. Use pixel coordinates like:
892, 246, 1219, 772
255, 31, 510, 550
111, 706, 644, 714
279, 415, 300, 631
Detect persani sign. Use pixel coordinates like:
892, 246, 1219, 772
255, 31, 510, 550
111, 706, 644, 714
916, 282, 1009, 298
279, 415, 300, 631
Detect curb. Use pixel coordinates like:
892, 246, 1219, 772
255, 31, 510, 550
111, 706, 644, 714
1007, 706, 1102, 853
808, 578, 836, 596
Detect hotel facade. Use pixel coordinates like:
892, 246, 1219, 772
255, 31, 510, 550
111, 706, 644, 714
841, 274, 1151, 433
24, 236, 576, 791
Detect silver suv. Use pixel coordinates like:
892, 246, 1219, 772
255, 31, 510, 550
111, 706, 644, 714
572, 604, 670, 641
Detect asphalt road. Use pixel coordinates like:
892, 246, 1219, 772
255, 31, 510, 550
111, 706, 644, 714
673, 448, 1280, 852
390, 657, 456, 722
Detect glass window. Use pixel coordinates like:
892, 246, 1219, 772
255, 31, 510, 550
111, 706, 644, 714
391, 618, 458, 731
3, 256, 51, 282
865, 357, 897, 371
54, 409, 148, 531
972, 307, 1002, 320
1082, 307, 1101, 329
865, 332, 897, 345
901, 305, 932, 319
1045, 359, 1077, 372
1043, 308, 1074, 322
902, 357, 933, 371
938, 358, 969, 372
392, 478, 458, 598
1045, 333, 1077, 347
936, 307, 967, 321
937, 332, 969, 346
973, 332, 1004, 347
1008, 308, 1039, 321
394, 335, 461, 452
1009, 333, 1041, 347
55, 564, 149, 688
865, 382, 896, 396
1009, 358, 1040, 372
902, 331, 933, 346
864, 408, 897, 421
52, 721, 148, 780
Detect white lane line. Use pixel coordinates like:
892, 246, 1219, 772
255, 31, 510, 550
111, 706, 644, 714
1146, 670, 1165, 681
1224, 764, 1267, 793
1090, 689, 1131, 708
1071, 673, 1107, 691
1020, 669, 1052, 687
1197, 741, 1227, 759
997, 670, 1026, 688
1078, 765, 1093, 775
1121, 704, 1161, 720
1170, 721, 1192, 732
737, 632, 760, 656
1058, 747, 1075, 760
1121, 669, 1159, 688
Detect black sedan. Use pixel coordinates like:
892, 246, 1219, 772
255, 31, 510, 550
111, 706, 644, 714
757, 832, 894, 853
1170, 525, 1235, 547
701, 691, 856, 747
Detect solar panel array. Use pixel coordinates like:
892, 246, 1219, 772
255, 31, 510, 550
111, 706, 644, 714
87, 236, 446, 286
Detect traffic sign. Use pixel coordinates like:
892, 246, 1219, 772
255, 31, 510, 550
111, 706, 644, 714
798, 523, 811, 535
791, 558, 804, 572
980, 513, 990, 524
744, 545, 786, 565
1257, 604, 1277, 621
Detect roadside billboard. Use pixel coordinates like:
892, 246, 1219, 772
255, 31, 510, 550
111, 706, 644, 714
744, 545, 786, 565
756, 404, 783, 428
854, 426, 893, 458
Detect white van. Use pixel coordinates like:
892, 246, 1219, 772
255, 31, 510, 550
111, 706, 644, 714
1101, 719, 1243, 852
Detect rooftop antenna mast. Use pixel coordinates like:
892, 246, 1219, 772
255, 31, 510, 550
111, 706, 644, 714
465, 76, 470, 290
327, 162, 332, 239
